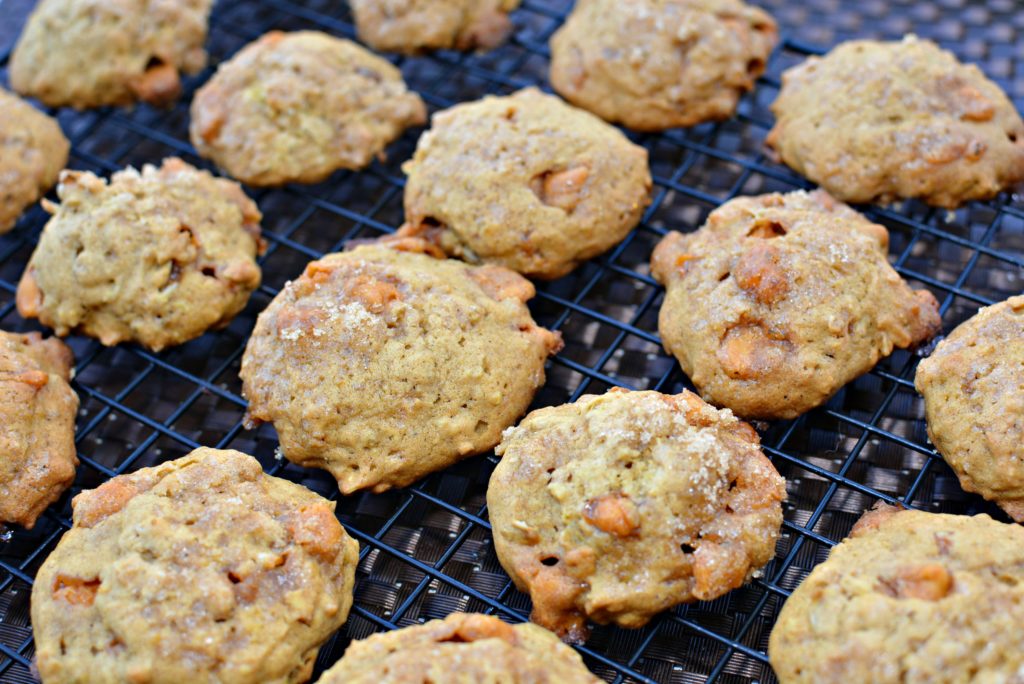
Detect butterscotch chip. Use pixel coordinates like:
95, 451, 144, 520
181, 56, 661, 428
0, 331, 78, 529
16, 158, 263, 352
190, 31, 427, 186
767, 35, 1024, 208
31, 448, 359, 684
319, 613, 600, 683
651, 190, 941, 420
352, 0, 520, 54
488, 388, 785, 642
916, 295, 1024, 522
10, 0, 212, 109
400, 88, 651, 279
240, 238, 562, 494
549, 0, 778, 131
769, 504, 1024, 683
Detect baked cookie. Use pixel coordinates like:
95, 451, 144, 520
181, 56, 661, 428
0, 331, 78, 529
651, 190, 941, 420
16, 158, 263, 352
10, 0, 212, 109
190, 31, 427, 186
769, 503, 1024, 683
400, 88, 652, 279
32, 447, 359, 684
240, 237, 562, 494
488, 388, 785, 642
767, 35, 1024, 208
915, 296, 1024, 522
0, 88, 69, 234
549, 0, 778, 131
352, 0, 521, 54
319, 613, 600, 683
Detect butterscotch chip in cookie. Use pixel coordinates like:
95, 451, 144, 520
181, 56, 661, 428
767, 35, 1024, 208
651, 190, 941, 420
0, 331, 78, 529
352, 0, 520, 54
190, 31, 427, 186
488, 388, 785, 642
549, 0, 778, 131
916, 295, 1024, 522
769, 504, 1024, 683
400, 88, 651, 279
319, 613, 600, 683
10, 0, 212, 109
240, 237, 562, 494
31, 447, 359, 684
16, 158, 264, 352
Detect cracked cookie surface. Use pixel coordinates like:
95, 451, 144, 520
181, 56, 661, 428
352, 0, 520, 54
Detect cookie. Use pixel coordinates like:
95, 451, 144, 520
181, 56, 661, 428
488, 388, 785, 642
190, 31, 427, 186
240, 237, 562, 494
32, 447, 359, 684
767, 35, 1024, 208
915, 295, 1024, 522
352, 0, 520, 54
319, 613, 600, 683
10, 0, 212, 109
399, 88, 652, 279
769, 503, 1024, 683
651, 190, 941, 420
549, 0, 778, 131
16, 158, 264, 352
0, 331, 78, 529
0, 88, 69, 234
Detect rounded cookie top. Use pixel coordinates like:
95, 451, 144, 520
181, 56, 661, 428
767, 35, 1024, 208
352, 0, 520, 54
10, 0, 212, 108
549, 0, 778, 131
190, 31, 427, 186
915, 295, 1024, 522
651, 190, 941, 420
31, 447, 360, 684
240, 238, 562, 494
319, 613, 600, 683
488, 388, 785, 642
769, 504, 1024, 684
16, 158, 264, 352
400, 88, 651, 279
0, 88, 69, 234
0, 330, 78, 529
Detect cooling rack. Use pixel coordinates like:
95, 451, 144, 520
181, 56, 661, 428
1, 0, 1023, 682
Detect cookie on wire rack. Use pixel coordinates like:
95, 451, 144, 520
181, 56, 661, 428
352, 0, 521, 54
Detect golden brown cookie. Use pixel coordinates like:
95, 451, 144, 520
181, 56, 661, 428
915, 295, 1024, 522
767, 35, 1024, 208
769, 503, 1024, 683
10, 0, 212, 109
549, 0, 778, 131
319, 613, 600, 683
31, 447, 359, 684
16, 158, 263, 352
352, 0, 521, 54
399, 88, 651, 279
240, 237, 562, 494
190, 31, 427, 186
651, 190, 941, 420
0, 88, 69, 234
488, 388, 785, 642
0, 331, 78, 529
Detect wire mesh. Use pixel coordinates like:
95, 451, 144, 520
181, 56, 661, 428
1, 0, 1023, 682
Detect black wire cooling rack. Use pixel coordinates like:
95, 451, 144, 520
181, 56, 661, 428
1, 0, 1023, 682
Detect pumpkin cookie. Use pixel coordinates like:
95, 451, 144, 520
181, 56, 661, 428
488, 388, 785, 642
400, 88, 651, 279
352, 0, 520, 54
651, 190, 941, 420
16, 158, 264, 352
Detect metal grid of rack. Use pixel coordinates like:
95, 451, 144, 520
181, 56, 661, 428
1, 0, 1023, 681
